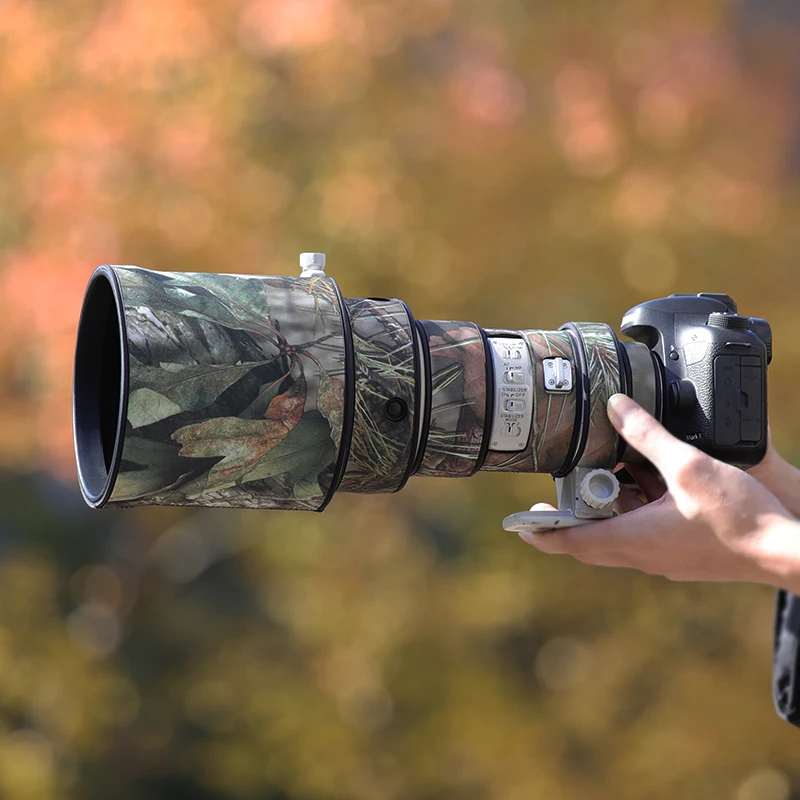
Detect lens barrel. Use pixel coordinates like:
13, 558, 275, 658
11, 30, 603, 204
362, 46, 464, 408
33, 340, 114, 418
74, 265, 659, 510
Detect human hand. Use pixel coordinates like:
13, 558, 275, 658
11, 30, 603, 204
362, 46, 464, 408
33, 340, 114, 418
519, 394, 800, 588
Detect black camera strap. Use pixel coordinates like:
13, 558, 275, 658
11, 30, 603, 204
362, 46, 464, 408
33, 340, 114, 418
773, 589, 800, 725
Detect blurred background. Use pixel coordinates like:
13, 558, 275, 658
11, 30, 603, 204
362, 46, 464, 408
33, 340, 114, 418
1, 0, 800, 797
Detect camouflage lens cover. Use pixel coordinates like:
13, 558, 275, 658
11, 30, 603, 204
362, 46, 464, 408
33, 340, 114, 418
572, 322, 621, 468
338, 298, 416, 494
80, 264, 623, 510
417, 321, 488, 478
106, 266, 347, 510
481, 329, 577, 474
480, 324, 621, 474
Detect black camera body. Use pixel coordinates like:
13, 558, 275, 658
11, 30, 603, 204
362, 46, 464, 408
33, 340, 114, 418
621, 293, 772, 468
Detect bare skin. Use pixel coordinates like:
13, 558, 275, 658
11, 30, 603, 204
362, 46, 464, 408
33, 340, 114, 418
519, 393, 800, 592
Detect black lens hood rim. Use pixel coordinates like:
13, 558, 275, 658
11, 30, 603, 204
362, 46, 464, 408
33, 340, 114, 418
73, 264, 129, 508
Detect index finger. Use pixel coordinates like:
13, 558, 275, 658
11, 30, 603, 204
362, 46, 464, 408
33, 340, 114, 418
607, 394, 708, 491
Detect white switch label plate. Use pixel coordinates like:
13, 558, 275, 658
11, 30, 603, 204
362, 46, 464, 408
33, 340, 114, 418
488, 336, 533, 451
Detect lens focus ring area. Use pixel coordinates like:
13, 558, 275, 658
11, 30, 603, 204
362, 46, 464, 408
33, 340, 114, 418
73, 267, 128, 507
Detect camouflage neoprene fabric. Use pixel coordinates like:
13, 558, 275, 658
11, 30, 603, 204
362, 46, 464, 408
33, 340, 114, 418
481, 329, 577, 474
480, 325, 620, 474
99, 265, 621, 509
338, 298, 416, 493
417, 321, 488, 478
106, 266, 347, 510
573, 322, 621, 468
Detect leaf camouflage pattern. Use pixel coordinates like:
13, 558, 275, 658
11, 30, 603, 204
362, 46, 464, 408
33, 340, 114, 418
171, 372, 307, 490
338, 298, 416, 493
106, 266, 347, 510
481, 325, 620, 474
417, 321, 487, 478
574, 322, 621, 468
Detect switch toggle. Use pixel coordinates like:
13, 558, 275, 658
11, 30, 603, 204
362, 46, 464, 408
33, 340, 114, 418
503, 399, 526, 412
504, 370, 524, 384
503, 422, 522, 437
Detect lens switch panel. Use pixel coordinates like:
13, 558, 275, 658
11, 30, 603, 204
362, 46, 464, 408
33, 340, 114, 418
489, 337, 533, 451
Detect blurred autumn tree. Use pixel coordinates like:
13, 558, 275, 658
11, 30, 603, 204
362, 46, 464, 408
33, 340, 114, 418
1, 0, 800, 798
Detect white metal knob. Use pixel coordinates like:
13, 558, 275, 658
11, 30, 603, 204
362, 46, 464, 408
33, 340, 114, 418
579, 469, 620, 510
299, 252, 327, 277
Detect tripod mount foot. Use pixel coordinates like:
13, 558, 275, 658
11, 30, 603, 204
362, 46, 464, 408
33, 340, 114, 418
502, 467, 621, 535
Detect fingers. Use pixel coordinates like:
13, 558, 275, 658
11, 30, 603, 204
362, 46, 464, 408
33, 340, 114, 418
624, 464, 666, 503
606, 394, 707, 488
530, 502, 557, 511
613, 484, 645, 514
521, 520, 625, 555
520, 497, 670, 556
572, 551, 637, 569
521, 535, 625, 567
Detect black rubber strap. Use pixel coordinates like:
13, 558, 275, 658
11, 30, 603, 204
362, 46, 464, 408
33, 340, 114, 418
774, 589, 800, 726
318, 278, 356, 512
395, 302, 424, 492
552, 322, 590, 478
469, 325, 495, 476
409, 319, 432, 477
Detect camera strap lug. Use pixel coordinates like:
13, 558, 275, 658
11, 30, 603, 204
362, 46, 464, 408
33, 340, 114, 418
543, 357, 572, 392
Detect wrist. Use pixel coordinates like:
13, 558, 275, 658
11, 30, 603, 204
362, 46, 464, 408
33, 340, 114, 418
748, 451, 800, 519
751, 516, 800, 593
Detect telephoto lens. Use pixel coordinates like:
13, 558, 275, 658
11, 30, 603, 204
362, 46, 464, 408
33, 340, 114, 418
73, 256, 770, 528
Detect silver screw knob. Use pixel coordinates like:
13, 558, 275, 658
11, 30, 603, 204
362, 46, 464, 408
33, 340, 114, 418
299, 252, 327, 277
579, 469, 620, 510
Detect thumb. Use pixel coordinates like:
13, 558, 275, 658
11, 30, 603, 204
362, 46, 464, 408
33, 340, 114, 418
606, 393, 699, 480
